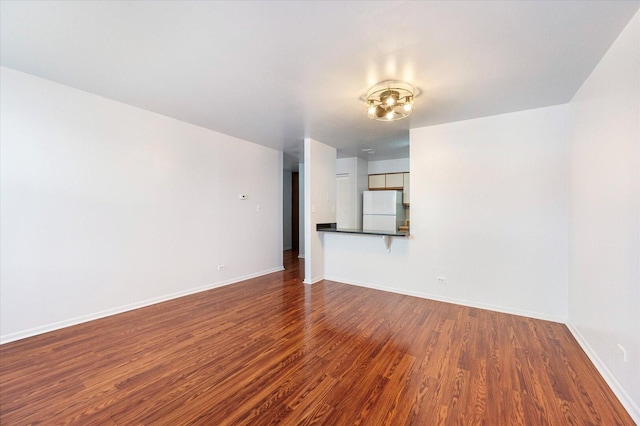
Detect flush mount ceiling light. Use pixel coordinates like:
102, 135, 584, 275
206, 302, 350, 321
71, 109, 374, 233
366, 80, 415, 121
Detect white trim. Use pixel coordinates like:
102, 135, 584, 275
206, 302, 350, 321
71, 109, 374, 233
0, 267, 284, 345
323, 275, 567, 323
567, 324, 640, 424
303, 276, 323, 285
298, 254, 305, 259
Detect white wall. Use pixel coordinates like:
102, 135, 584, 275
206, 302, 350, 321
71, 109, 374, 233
568, 11, 640, 420
336, 157, 354, 175
304, 138, 336, 283
283, 170, 292, 250
368, 158, 409, 174
325, 104, 569, 321
297, 163, 305, 258
0, 67, 283, 343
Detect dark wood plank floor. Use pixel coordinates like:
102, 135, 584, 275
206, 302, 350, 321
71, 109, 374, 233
0, 250, 633, 425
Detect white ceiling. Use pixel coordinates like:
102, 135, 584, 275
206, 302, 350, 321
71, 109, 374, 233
1, 1, 638, 165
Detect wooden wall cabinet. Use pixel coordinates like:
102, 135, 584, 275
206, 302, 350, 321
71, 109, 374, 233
385, 173, 404, 189
368, 174, 386, 189
369, 172, 405, 190
403, 173, 410, 204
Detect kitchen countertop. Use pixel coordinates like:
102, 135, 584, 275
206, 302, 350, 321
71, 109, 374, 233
316, 223, 409, 237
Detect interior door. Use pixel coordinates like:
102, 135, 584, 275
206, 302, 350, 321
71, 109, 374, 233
336, 174, 351, 228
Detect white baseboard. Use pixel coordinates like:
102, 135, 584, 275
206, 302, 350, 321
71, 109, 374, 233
303, 276, 323, 285
0, 266, 284, 345
298, 254, 305, 259
567, 324, 640, 424
323, 275, 567, 323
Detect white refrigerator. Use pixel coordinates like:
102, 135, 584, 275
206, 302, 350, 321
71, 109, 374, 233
362, 190, 405, 232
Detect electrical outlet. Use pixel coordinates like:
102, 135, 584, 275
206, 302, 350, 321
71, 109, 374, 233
617, 344, 627, 362
437, 276, 446, 284
217, 264, 225, 271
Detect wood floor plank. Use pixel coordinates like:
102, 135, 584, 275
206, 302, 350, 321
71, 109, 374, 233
0, 250, 634, 425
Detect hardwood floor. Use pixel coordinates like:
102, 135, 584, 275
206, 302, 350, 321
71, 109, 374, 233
0, 250, 633, 425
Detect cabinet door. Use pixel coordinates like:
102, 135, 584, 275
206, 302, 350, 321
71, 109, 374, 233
368, 174, 386, 189
403, 173, 410, 204
385, 173, 404, 189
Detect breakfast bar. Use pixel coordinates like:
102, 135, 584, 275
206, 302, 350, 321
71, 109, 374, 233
316, 222, 409, 252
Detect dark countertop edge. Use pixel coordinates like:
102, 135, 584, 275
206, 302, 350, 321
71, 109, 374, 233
316, 223, 409, 237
